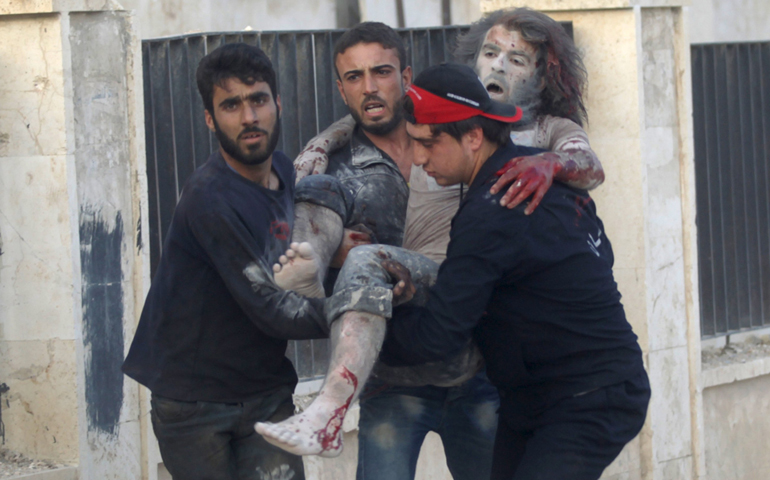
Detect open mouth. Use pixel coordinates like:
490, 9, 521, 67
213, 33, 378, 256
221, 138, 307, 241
364, 102, 385, 115
240, 131, 263, 142
485, 81, 504, 96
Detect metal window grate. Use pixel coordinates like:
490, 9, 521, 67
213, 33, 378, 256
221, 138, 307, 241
691, 42, 770, 338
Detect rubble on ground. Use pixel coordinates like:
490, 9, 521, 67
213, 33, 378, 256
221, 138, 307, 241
0, 448, 65, 478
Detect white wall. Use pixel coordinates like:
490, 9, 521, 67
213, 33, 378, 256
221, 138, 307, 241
120, 0, 482, 39
688, 0, 770, 43
119, 0, 338, 38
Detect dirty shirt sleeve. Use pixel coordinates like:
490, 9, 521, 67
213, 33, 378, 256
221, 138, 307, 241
380, 205, 527, 366
190, 209, 329, 340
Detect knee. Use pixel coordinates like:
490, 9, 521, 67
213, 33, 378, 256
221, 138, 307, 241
295, 174, 354, 224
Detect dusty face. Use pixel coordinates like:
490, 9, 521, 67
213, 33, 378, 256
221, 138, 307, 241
407, 123, 473, 186
336, 43, 412, 136
205, 77, 281, 166
475, 25, 539, 104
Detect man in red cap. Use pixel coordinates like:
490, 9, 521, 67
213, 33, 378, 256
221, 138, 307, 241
259, 63, 649, 480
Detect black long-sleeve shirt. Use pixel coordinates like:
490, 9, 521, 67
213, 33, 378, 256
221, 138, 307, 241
123, 151, 328, 403
380, 140, 644, 413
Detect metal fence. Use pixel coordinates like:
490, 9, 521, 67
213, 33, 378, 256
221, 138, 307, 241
691, 42, 770, 338
142, 27, 471, 380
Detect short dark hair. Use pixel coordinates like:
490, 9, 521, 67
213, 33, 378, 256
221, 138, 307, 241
196, 43, 278, 113
455, 8, 588, 126
403, 95, 511, 146
333, 22, 408, 78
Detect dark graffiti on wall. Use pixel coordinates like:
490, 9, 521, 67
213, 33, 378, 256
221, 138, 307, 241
80, 207, 125, 435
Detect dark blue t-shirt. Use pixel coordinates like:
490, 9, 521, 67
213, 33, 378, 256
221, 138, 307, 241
123, 151, 328, 403
380, 140, 644, 413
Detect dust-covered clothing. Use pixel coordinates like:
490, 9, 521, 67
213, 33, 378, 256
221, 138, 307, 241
295, 125, 409, 248
123, 150, 328, 404
403, 115, 590, 263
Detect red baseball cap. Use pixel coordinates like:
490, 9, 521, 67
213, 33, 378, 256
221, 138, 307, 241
406, 63, 523, 125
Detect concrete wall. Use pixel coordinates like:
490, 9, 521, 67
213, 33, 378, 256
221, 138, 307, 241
119, 0, 482, 39
0, 11, 80, 465
703, 376, 770, 480
0, 1, 149, 478
688, 0, 770, 43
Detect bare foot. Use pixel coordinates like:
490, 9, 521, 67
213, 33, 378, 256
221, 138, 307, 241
255, 366, 358, 457
273, 242, 325, 298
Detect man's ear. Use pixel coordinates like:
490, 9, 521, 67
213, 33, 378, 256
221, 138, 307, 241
401, 65, 413, 90
204, 109, 216, 133
464, 125, 484, 151
336, 78, 349, 106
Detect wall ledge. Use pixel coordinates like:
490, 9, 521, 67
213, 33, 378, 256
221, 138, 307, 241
480, 0, 690, 13
7, 466, 77, 480
0, 0, 120, 15
702, 354, 770, 389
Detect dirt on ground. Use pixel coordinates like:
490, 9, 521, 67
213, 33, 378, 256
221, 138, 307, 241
701, 334, 770, 369
0, 448, 66, 478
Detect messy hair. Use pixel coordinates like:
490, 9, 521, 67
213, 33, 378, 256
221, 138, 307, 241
333, 22, 408, 78
196, 43, 278, 113
455, 8, 588, 126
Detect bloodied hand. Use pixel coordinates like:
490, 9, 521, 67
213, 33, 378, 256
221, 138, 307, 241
490, 152, 563, 214
381, 258, 415, 307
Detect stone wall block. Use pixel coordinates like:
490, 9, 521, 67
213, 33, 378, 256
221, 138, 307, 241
0, 154, 76, 341
0, 339, 79, 463
703, 375, 770, 480
648, 346, 692, 464
0, 15, 67, 157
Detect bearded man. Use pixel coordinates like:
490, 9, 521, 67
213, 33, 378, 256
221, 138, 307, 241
122, 43, 332, 480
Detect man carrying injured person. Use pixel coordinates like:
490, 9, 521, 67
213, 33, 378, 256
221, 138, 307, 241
257, 10, 611, 478
263, 62, 650, 480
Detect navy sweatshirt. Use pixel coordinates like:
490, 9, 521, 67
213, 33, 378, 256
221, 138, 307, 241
123, 151, 328, 403
380, 140, 645, 413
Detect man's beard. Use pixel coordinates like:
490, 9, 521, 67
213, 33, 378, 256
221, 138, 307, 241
213, 117, 281, 166
349, 94, 404, 136
506, 78, 542, 128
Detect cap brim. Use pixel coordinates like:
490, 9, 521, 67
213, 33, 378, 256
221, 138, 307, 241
480, 102, 523, 123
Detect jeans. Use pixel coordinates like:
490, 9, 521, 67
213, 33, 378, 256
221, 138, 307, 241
356, 371, 500, 480
490, 371, 651, 480
150, 386, 304, 480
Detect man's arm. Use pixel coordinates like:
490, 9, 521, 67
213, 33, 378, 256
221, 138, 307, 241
490, 118, 605, 213
379, 209, 524, 366
191, 210, 329, 340
294, 115, 356, 182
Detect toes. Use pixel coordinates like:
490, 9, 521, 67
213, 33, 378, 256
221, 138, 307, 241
284, 249, 296, 260
273, 263, 282, 274
254, 422, 270, 435
296, 242, 315, 259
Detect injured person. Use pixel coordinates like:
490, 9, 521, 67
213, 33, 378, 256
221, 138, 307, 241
257, 63, 650, 480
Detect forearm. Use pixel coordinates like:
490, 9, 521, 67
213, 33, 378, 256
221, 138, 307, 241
302, 115, 355, 155
240, 260, 330, 339
549, 149, 605, 190
294, 115, 356, 181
